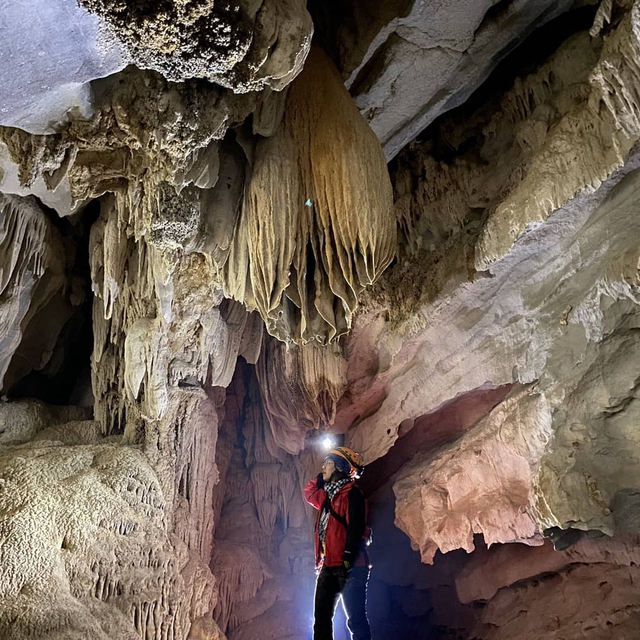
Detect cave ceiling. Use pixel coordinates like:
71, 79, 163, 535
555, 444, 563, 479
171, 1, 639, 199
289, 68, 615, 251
2, 0, 640, 639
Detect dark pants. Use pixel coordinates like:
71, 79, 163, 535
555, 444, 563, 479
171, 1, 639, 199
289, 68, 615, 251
313, 566, 371, 640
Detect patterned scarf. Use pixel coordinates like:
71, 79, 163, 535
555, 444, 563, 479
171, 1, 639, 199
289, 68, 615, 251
318, 477, 353, 546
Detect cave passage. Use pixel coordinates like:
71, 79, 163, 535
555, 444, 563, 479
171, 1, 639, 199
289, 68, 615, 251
2, 0, 640, 639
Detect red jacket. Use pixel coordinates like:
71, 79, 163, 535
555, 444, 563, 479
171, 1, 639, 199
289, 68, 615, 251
304, 476, 370, 569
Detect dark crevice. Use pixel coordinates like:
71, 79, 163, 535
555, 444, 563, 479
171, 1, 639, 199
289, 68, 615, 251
7, 201, 99, 406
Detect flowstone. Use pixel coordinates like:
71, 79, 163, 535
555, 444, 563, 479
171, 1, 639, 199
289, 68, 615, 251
0, 407, 215, 640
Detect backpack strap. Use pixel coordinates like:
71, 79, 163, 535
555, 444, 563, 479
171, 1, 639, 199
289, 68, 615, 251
329, 501, 348, 528
323, 495, 348, 527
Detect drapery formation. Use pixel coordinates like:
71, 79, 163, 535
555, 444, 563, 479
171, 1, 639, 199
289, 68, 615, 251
224, 46, 396, 344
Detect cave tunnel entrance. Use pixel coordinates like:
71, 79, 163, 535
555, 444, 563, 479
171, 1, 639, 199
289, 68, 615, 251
6, 198, 99, 407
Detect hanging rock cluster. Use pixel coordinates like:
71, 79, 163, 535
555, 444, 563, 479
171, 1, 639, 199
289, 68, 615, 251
223, 46, 396, 343
78, 0, 313, 91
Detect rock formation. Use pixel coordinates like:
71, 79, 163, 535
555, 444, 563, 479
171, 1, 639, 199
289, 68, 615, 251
224, 46, 396, 343
0, 0, 128, 133
78, 0, 313, 91
2, 0, 640, 639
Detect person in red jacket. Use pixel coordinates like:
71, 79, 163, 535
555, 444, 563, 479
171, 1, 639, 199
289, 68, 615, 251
304, 446, 371, 640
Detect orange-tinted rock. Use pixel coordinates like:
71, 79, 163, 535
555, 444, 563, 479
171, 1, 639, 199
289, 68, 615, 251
394, 387, 552, 563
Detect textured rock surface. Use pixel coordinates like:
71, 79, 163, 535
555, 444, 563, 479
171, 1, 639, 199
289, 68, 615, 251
224, 46, 396, 343
0, 194, 69, 392
394, 386, 552, 563
3, 1, 640, 639
256, 337, 347, 454
1, 48, 394, 345
343, 10, 640, 466
368, 484, 640, 639
0, 401, 218, 640
0, 140, 79, 215
78, 0, 312, 92
456, 533, 640, 604
476, 1, 640, 269
0, 0, 127, 133
312, 0, 574, 159
0, 32, 393, 636
470, 561, 640, 639
210, 363, 316, 639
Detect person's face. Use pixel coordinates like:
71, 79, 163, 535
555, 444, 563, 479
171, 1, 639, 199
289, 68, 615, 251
322, 458, 336, 482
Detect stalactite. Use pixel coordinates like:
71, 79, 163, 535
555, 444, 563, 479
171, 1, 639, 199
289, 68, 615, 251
256, 336, 348, 455
223, 45, 396, 344
0, 194, 66, 391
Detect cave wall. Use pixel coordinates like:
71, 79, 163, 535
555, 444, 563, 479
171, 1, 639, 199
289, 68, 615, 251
2, 1, 640, 639
337, 3, 640, 637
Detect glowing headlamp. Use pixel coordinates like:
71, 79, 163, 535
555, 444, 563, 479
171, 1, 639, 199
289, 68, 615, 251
322, 436, 335, 451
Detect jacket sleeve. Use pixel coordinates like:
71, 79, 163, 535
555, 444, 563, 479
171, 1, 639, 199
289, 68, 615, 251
344, 486, 366, 562
304, 476, 326, 510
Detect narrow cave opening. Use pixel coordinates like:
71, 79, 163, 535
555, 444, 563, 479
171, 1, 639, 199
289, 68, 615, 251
6, 200, 99, 407
211, 357, 320, 639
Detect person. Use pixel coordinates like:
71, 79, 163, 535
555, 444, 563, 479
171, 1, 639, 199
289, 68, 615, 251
304, 446, 372, 640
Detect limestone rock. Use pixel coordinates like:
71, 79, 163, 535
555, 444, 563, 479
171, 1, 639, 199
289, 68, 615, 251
224, 46, 396, 343
0, 194, 68, 392
0, 399, 90, 446
211, 370, 316, 638
78, 0, 313, 92
212, 541, 272, 632
472, 562, 640, 639
89, 195, 260, 437
393, 387, 552, 563
0, 67, 257, 217
5, 1, 640, 638
0, 141, 79, 215
534, 310, 640, 537
476, 1, 640, 268
312, 0, 573, 159
345, 17, 640, 466
1, 45, 394, 346
188, 616, 227, 640
456, 534, 640, 604
0, 408, 213, 640
0, 0, 128, 134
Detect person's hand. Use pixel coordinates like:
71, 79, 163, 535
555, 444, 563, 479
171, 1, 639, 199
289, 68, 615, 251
337, 552, 352, 590
316, 472, 325, 489
337, 561, 350, 590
